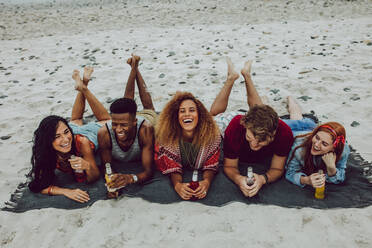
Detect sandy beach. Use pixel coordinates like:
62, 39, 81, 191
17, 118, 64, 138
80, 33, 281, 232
0, 0, 372, 247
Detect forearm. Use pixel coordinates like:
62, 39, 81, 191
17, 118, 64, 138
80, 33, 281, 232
202, 170, 216, 184
265, 168, 284, 183
300, 176, 310, 186
326, 164, 337, 177
326, 168, 345, 184
170, 173, 183, 187
40, 186, 69, 196
85, 165, 100, 183
224, 166, 243, 184
135, 169, 153, 184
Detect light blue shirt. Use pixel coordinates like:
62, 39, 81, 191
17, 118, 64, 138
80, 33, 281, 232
285, 130, 350, 187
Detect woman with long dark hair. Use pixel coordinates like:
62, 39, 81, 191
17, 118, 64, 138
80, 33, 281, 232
28, 67, 111, 203
285, 96, 350, 188
155, 92, 221, 200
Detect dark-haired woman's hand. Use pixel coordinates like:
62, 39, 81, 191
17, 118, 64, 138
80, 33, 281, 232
63, 188, 90, 203
69, 156, 90, 171
174, 182, 194, 200
308, 173, 326, 189
194, 180, 210, 199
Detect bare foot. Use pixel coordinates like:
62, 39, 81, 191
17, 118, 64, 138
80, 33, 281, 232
127, 57, 132, 66
226, 57, 239, 82
72, 69, 86, 92
83, 66, 94, 85
241, 60, 253, 78
287, 96, 303, 120
131, 53, 141, 68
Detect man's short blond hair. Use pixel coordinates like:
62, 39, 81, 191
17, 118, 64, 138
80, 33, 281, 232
240, 105, 279, 142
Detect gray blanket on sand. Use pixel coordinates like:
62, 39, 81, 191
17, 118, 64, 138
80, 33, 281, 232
2, 147, 372, 213
3, 113, 372, 212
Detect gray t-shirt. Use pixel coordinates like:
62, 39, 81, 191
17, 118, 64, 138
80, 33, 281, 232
106, 115, 145, 162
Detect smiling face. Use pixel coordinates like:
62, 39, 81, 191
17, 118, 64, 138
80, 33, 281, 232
111, 113, 137, 142
178, 99, 199, 134
52, 121, 73, 154
245, 128, 272, 151
311, 130, 334, 155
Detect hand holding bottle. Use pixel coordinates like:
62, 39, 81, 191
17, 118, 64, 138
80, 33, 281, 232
69, 155, 89, 172
193, 180, 210, 199
308, 172, 326, 189
246, 173, 265, 197
174, 182, 194, 200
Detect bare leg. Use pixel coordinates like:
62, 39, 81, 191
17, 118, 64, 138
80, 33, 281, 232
133, 55, 155, 111
210, 57, 239, 116
71, 70, 85, 126
241, 61, 263, 108
74, 67, 111, 124
123, 56, 137, 99
287, 96, 303, 120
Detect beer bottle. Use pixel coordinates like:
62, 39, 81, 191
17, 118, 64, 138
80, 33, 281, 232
189, 170, 200, 201
105, 163, 118, 198
314, 169, 325, 199
70, 155, 85, 183
246, 166, 255, 186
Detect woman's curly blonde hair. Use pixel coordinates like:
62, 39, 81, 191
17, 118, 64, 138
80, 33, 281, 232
155, 92, 220, 147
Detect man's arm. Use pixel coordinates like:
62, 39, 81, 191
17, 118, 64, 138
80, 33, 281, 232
266, 154, 287, 183
97, 125, 112, 166
137, 121, 154, 183
245, 154, 287, 197
223, 157, 250, 197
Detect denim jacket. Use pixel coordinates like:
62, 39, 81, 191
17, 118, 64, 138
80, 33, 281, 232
285, 130, 350, 188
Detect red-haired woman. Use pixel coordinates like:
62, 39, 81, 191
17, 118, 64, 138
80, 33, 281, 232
284, 96, 350, 188
155, 92, 221, 200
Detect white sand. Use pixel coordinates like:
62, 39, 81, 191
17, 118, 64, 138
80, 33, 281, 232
0, 0, 372, 247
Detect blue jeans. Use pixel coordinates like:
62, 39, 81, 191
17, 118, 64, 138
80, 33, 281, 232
282, 118, 317, 134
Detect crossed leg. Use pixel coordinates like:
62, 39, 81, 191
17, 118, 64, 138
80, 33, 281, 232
287, 96, 303, 120
70, 67, 111, 126
210, 58, 263, 116
123, 54, 155, 111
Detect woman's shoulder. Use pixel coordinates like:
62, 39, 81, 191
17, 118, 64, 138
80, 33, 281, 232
74, 134, 95, 152
290, 135, 308, 155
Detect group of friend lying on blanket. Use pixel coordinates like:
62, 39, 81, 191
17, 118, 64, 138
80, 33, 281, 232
28, 55, 349, 203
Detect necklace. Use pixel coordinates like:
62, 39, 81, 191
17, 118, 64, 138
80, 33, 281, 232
180, 139, 199, 169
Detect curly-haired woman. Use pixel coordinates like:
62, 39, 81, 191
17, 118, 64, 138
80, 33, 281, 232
155, 92, 221, 200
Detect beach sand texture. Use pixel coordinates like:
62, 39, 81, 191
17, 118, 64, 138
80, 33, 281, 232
0, 0, 372, 247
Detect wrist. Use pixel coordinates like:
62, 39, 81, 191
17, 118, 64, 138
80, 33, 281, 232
174, 182, 181, 189
201, 179, 210, 187
261, 174, 268, 185
235, 174, 246, 184
300, 176, 310, 185
131, 174, 138, 184
61, 188, 70, 197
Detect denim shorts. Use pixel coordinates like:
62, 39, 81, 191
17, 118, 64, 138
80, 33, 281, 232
282, 118, 317, 133
69, 122, 102, 150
